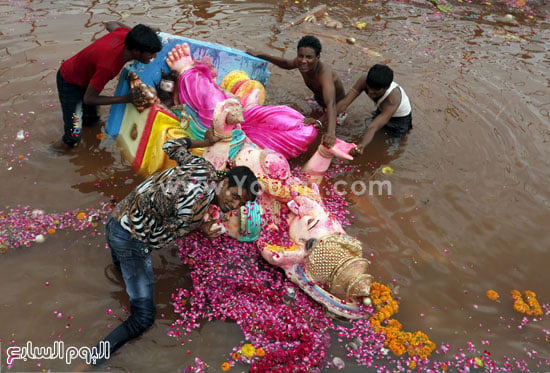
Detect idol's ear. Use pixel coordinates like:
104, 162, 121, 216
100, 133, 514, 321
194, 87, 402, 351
287, 199, 300, 215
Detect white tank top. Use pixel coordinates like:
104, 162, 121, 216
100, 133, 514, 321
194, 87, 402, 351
375, 81, 411, 117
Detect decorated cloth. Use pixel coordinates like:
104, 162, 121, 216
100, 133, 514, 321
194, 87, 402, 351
242, 104, 317, 159
60, 27, 130, 92
113, 137, 218, 250
176, 63, 317, 159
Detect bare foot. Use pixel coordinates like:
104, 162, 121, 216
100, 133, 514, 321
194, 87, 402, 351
166, 43, 194, 73
49, 139, 74, 153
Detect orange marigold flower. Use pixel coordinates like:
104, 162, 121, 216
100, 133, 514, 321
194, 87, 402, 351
221, 361, 231, 371
76, 212, 87, 220
486, 289, 499, 301
408, 360, 417, 369
231, 351, 241, 360
48, 228, 56, 234
255, 347, 265, 357
96, 133, 106, 140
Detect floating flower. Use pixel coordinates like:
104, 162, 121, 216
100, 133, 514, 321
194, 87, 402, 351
47, 228, 56, 235
381, 166, 394, 175
231, 351, 241, 360
475, 356, 484, 368
486, 289, 499, 301
76, 212, 87, 220
511, 289, 543, 316
241, 343, 255, 358
221, 361, 231, 371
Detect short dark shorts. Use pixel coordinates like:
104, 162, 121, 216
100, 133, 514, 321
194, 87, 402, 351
371, 109, 413, 137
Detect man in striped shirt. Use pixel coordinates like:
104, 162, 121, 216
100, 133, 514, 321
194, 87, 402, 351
96, 129, 259, 363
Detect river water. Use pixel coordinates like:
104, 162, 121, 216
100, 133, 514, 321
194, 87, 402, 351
0, 0, 549, 372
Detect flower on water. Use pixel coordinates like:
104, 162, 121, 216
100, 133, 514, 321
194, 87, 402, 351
486, 289, 499, 301
241, 343, 255, 358
221, 361, 231, 371
231, 351, 241, 360
76, 212, 87, 220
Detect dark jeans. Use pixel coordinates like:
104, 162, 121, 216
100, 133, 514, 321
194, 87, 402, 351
371, 109, 413, 137
56, 70, 100, 146
94, 216, 156, 366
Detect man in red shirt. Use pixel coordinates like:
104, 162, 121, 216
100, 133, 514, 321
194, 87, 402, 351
51, 21, 162, 152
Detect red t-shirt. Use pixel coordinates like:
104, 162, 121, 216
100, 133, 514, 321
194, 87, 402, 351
60, 27, 130, 92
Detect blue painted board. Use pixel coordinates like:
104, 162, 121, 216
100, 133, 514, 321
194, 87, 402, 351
106, 32, 270, 136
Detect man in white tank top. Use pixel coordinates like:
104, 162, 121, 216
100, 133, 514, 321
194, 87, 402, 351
335, 64, 412, 156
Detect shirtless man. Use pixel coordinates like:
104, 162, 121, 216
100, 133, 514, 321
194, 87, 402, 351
247, 35, 345, 147
337, 64, 412, 156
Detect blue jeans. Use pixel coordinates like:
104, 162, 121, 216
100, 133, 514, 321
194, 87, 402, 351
56, 69, 100, 146
94, 216, 156, 365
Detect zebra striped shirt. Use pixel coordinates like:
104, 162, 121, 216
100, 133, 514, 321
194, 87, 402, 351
112, 137, 218, 250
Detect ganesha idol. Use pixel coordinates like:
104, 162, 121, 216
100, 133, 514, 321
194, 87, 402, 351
130, 43, 374, 318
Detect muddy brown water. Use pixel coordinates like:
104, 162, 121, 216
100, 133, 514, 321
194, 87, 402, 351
1, 1, 549, 372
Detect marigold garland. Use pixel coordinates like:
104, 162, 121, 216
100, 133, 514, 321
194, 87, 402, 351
511, 289, 543, 316
368, 282, 436, 359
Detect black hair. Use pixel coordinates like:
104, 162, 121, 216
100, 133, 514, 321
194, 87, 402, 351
226, 166, 259, 201
297, 35, 322, 56
124, 24, 162, 53
366, 64, 393, 90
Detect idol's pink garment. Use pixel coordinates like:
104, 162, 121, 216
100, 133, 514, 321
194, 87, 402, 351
177, 64, 317, 159
177, 64, 230, 127
241, 104, 317, 158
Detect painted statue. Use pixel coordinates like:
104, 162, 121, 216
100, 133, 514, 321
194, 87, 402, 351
166, 43, 318, 159
126, 43, 374, 318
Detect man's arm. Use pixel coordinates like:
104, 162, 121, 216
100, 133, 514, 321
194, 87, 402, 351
246, 50, 296, 70
83, 85, 132, 106
188, 127, 220, 148
336, 75, 366, 113
105, 21, 130, 32
351, 89, 401, 156
163, 127, 222, 164
320, 69, 338, 147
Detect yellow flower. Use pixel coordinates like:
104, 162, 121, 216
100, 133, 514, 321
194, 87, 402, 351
354, 21, 367, 30
475, 357, 484, 368
241, 343, 256, 358
221, 361, 231, 371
